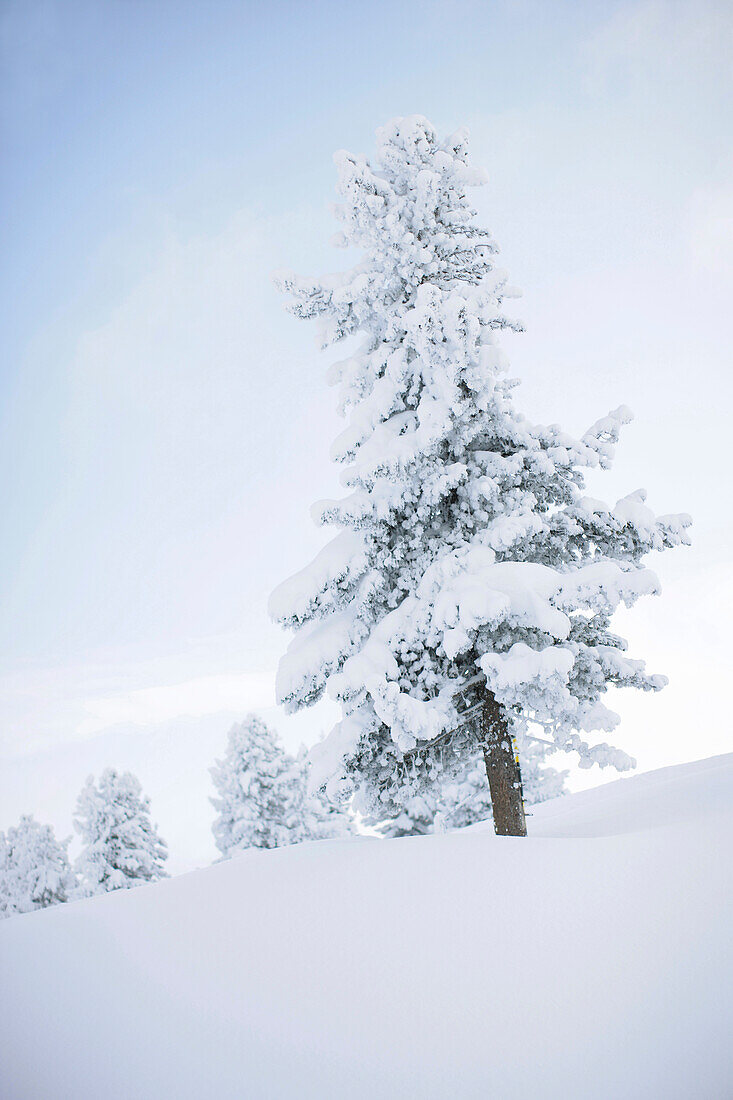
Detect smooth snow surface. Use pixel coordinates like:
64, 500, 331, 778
2, 754, 732, 1099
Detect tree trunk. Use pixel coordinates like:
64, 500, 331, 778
480, 692, 527, 836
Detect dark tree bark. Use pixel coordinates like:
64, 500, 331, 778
480, 692, 527, 836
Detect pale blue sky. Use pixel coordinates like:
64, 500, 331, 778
1, 0, 731, 868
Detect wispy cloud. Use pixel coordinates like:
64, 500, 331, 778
581, 0, 733, 96
76, 670, 274, 736
688, 175, 733, 275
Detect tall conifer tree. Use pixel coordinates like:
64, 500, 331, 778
270, 116, 690, 834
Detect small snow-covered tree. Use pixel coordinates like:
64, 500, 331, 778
270, 115, 690, 837
75, 769, 168, 895
293, 745, 354, 841
0, 816, 78, 918
211, 716, 351, 858
210, 715, 304, 856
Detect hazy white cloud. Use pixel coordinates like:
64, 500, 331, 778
77, 670, 275, 736
3, 199, 342, 675
688, 176, 733, 275
581, 0, 733, 95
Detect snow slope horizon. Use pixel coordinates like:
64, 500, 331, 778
2, 753, 732, 1099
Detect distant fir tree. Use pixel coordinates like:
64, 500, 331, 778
270, 115, 690, 836
292, 744, 354, 842
0, 815, 78, 918
74, 769, 168, 895
210, 715, 351, 859
211, 715, 304, 856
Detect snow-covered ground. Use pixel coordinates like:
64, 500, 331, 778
2, 754, 731, 1099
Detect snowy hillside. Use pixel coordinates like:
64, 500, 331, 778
2, 755, 732, 1100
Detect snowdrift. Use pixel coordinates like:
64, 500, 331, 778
2, 754, 732, 1099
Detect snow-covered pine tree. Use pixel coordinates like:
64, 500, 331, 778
0, 816, 78, 918
210, 714, 306, 856
269, 115, 690, 836
74, 769, 168, 895
211, 716, 352, 858
292, 744, 354, 841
